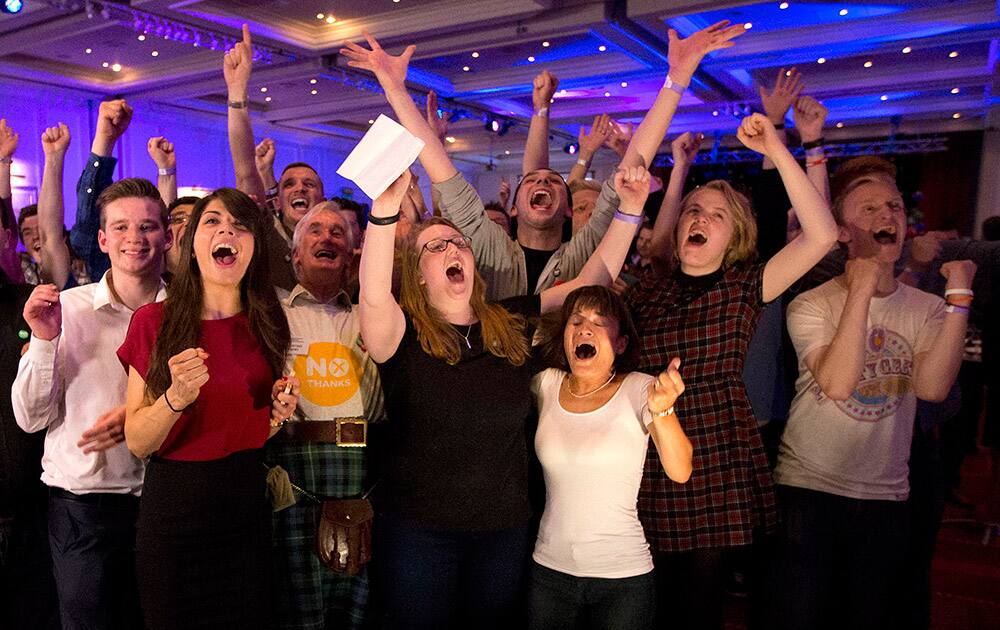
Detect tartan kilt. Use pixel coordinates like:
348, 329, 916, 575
267, 441, 370, 630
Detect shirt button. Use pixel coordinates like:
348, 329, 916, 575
86, 188, 93, 193
285, 255, 291, 262
93, 161, 99, 167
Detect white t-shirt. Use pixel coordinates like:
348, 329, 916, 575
775, 279, 944, 501
531, 368, 655, 578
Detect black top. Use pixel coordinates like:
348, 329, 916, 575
522, 246, 556, 293
374, 294, 540, 531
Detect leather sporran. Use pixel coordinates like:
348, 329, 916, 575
316, 498, 373, 575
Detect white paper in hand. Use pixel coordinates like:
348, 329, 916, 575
336, 114, 425, 200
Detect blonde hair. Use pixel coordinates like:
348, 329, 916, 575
675, 180, 757, 269
399, 218, 531, 366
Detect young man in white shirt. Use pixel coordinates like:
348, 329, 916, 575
772, 159, 975, 629
12, 177, 170, 629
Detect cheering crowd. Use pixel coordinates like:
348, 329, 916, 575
2, 18, 999, 630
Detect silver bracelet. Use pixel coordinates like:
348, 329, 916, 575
652, 406, 675, 418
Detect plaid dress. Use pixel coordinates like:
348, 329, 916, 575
625, 263, 778, 553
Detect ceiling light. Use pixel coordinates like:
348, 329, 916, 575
620, 81, 628, 87
505, 150, 511, 155
311, 89, 318, 95
836, 122, 844, 128
111, 63, 122, 72
604, 91, 611, 97
564, 143, 578, 155
527, 56, 535, 62
744, 22, 752, 29
471, 51, 479, 58
316, 13, 324, 19
880, 95, 888, 101
598, 45, 607, 52
779, 1, 789, 8
260, 87, 268, 93
951, 87, 960, 94
102, 61, 109, 68
137, 34, 146, 41
949, 51, 958, 58
85, 48, 92, 54
326, 15, 336, 24
863, 60, 873, 68
953, 112, 961, 119
151, 50, 159, 57
393, 0, 400, 3
785, 70, 792, 76
445, 136, 456, 144
817, 57, 826, 64
462, 65, 470, 71
902, 46, 912, 54
310, 78, 318, 84
542, 41, 550, 47
712, 110, 719, 116
839, 8, 848, 16
265, 96, 272, 102
368, 119, 375, 124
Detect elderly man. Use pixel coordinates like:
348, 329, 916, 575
268, 203, 384, 630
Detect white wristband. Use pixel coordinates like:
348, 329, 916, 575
535, 107, 549, 117
158, 167, 176, 176
576, 158, 588, 167
945, 304, 970, 315
944, 288, 974, 297
663, 75, 686, 97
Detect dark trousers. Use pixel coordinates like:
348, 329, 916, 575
941, 361, 984, 493
372, 514, 531, 630
653, 547, 727, 630
47, 489, 141, 630
771, 485, 908, 630
528, 562, 654, 630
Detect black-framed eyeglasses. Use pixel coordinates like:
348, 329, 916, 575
419, 235, 472, 256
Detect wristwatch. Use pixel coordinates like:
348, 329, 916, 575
228, 99, 250, 109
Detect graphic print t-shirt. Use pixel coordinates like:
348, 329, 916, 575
774, 278, 945, 501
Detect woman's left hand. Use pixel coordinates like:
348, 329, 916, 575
270, 375, 301, 424
648, 357, 685, 415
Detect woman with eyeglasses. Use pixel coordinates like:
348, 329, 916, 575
359, 165, 649, 629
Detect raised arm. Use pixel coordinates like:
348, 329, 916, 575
0, 118, 22, 282
72, 99, 131, 280
794, 258, 880, 400
341, 34, 458, 184
38, 124, 72, 289
622, 21, 745, 169
568, 114, 611, 185
224, 24, 265, 201
358, 172, 410, 363
911, 260, 976, 401
793, 95, 830, 203
255, 138, 277, 192
650, 132, 702, 263
522, 70, 558, 173
540, 167, 649, 312
147, 136, 177, 206
738, 114, 838, 302
758, 67, 802, 170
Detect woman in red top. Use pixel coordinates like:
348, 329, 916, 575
118, 187, 300, 630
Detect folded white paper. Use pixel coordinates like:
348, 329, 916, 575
336, 114, 425, 200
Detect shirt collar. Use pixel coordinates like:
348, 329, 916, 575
93, 270, 167, 313
285, 283, 352, 311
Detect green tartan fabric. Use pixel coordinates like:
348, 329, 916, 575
268, 442, 370, 630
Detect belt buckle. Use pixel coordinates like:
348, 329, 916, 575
335, 418, 367, 447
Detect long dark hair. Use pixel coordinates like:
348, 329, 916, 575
537, 285, 640, 373
144, 188, 290, 401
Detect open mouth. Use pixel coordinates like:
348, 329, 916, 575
314, 248, 338, 261
574, 343, 597, 359
873, 226, 897, 245
290, 197, 309, 211
211, 242, 239, 266
530, 190, 552, 209
445, 260, 465, 283
687, 230, 708, 245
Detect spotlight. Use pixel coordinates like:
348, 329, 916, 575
2, 0, 24, 14
485, 116, 513, 137
563, 143, 579, 155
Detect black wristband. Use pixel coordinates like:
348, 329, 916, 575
367, 212, 401, 226
802, 137, 825, 150
773, 122, 785, 130
164, 390, 183, 414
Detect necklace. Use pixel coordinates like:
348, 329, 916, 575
459, 324, 473, 349
567, 371, 617, 398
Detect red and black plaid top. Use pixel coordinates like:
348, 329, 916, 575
625, 263, 778, 552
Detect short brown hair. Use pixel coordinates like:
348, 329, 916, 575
830, 157, 897, 224
675, 180, 757, 269
96, 178, 167, 230
537, 285, 640, 373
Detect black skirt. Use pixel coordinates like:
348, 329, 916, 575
136, 449, 271, 630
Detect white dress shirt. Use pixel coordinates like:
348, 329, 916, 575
11, 272, 166, 495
